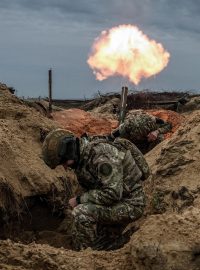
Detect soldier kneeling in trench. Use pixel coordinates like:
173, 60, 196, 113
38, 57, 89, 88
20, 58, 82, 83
111, 110, 172, 154
42, 128, 149, 250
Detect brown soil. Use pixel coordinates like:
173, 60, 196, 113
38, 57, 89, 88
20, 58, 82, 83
0, 83, 200, 270
0, 84, 79, 249
144, 109, 200, 214
52, 108, 183, 140
146, 109, 185, 138
52, 108, 118, 136
181, 96, 200, 112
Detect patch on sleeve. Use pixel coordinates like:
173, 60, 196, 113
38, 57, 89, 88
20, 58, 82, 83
99, 163, 113, 177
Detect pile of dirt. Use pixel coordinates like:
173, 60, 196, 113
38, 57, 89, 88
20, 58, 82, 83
24, 99, 63, 117
180, 96, 200, 112
52, 108, 118, 137
0, 239, 133, 270
127, 108, 200, 269
146, 109, 185, 138
129, 206, 200, 270
0, 83, 78, 247
82, 93, 120, 111
90, 97, 120, 117
0, 82, 200, 269
52, 108, 183, 140
145, 109, 200, 215
0, 208, 200, 270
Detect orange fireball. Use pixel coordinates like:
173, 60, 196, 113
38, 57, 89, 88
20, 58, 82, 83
87, 25, 170, 84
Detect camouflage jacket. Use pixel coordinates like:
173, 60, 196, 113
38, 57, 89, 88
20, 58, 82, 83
118, 110, 172, 143
75, 137, 146, 206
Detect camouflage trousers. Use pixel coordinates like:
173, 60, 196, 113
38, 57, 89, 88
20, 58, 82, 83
71, 190, 145, 250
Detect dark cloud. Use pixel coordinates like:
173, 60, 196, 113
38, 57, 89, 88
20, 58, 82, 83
0, 0, 200, 97
1, 0, 200, 34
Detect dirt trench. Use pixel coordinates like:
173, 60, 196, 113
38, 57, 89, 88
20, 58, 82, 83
0, 84, 79, 251
1, 83, 200, 269
0, 192, 75, 250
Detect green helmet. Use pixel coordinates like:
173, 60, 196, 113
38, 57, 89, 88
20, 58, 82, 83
42, 128, 75, 169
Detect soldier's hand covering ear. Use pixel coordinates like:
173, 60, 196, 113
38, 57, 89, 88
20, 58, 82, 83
69, 197, 78, 208
147, 130, 159, 142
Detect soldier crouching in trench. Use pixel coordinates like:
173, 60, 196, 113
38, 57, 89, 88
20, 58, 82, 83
111, 110, 172, 154
42, 128, 150, 251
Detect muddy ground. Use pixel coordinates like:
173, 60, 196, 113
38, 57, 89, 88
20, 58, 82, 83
0, 83, 200, 270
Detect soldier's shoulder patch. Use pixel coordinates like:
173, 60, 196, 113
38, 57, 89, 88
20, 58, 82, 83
99, 163, 112, 177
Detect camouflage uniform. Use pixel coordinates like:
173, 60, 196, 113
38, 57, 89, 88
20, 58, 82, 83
116, 110, 172, 153
71, 136, 147, 250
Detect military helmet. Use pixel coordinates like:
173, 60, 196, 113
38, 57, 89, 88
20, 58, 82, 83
42, 128, 75, 169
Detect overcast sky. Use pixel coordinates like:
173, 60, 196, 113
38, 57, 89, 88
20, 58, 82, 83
0, 0, 200, 98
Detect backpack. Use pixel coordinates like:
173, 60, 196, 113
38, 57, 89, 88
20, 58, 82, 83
111, 137, 150, 180
87, 135, 150, 181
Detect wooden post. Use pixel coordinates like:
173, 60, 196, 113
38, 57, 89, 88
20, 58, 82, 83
119, 86, 128, 124
48, 69, 52, 113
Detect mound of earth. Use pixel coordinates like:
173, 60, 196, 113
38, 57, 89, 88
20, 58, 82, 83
0, 83, 78, 247
81, 93, 120, 111
52, 108, 183, 141
181, 96, 200, 112
52, 108, 118, 137
0, 82, 200, 270
0, 209, 200, 270
127, 109, 200, 270
144, 109, 200, 215
90, 97, 120, 117
146, 109, 185, 138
